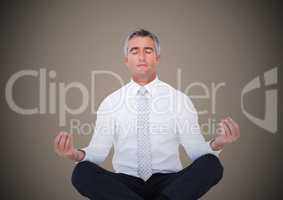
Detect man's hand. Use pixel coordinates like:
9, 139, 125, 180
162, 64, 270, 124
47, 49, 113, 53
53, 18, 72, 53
54, 131, 85, 161
210, 116, 240, 151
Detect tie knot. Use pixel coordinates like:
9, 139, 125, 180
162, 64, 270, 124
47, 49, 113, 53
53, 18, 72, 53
137, 87, 147, 96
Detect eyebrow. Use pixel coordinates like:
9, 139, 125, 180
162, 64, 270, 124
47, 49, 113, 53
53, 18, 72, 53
129, 47, 154, 52
144, 47, 154, 51
129, 47, 139, 52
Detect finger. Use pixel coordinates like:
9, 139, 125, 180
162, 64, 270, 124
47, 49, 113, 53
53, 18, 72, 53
54, 132, 64, 151
226, 117, 240, 143
223, 118, 234, 138
65, 136, 71, 151
54, 134, 61, 154
57, 131, 66, 144
69, 133, 74, 147
59, 132, 67, 151
222, 121, 232, 141
226, 117, 237, 139
68, 133, 74, 150
54, 134, 61, 148
228, 117, 240, 140
63, 134, 68, 151
216, 122, 225, 136
64, 134, 72, 151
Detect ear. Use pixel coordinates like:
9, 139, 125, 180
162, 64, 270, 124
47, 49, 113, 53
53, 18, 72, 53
156, 54, 160, 64
124, 56, 128, 65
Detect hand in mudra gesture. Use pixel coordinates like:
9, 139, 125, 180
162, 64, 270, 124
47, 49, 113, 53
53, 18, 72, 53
54, 132, 84, 161
211, 117, 240, 150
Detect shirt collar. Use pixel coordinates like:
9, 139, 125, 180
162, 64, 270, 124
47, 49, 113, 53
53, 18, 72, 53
129, 75, 160, 96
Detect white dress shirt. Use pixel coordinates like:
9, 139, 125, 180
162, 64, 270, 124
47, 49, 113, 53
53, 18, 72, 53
81, 76, 221, 177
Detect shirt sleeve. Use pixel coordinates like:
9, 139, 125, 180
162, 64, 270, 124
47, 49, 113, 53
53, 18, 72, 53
79, 97, 115, 164
176, 94, 222, 161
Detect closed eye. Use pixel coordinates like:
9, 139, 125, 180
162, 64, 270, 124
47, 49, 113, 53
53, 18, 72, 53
129, 47, 139, 55
145, 47, 154, 54
145, 48, 153, 54
128, 47, 154, 55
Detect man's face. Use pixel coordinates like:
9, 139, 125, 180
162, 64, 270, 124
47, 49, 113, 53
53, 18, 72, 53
125, 36, 160, 80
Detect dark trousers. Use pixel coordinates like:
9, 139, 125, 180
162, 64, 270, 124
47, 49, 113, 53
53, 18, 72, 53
71, 154, 223, 200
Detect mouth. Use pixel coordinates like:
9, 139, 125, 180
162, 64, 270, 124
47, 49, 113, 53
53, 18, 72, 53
136, 64, 148, 68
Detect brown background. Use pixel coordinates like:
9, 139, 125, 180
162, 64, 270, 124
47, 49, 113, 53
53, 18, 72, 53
0, 0, 282, 199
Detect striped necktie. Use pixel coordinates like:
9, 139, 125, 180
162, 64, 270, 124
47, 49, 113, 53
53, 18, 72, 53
136, 86, 152, 181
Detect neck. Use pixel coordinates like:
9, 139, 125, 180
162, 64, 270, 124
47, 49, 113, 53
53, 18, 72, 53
132, 73, 157, 86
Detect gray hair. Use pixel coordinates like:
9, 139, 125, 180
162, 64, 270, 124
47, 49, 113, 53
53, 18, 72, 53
123, 29, 160, 57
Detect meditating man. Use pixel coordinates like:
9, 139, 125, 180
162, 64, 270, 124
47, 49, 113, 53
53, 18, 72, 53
54, 29, 240, 200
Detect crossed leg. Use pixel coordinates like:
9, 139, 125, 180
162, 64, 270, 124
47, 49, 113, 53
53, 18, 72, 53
71, 154, 223, 200
72, 161, 145, 200
146, 154, 224, 200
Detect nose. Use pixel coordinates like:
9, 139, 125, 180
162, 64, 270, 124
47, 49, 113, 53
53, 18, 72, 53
138, 51, 146, 61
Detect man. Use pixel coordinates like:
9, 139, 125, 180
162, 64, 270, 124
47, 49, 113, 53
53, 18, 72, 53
54, 29, 240, 200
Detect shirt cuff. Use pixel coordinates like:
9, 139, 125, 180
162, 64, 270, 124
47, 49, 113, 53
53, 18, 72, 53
207, 140, 223, 157
74, 148, 88, 164
74, 146, 109, 165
